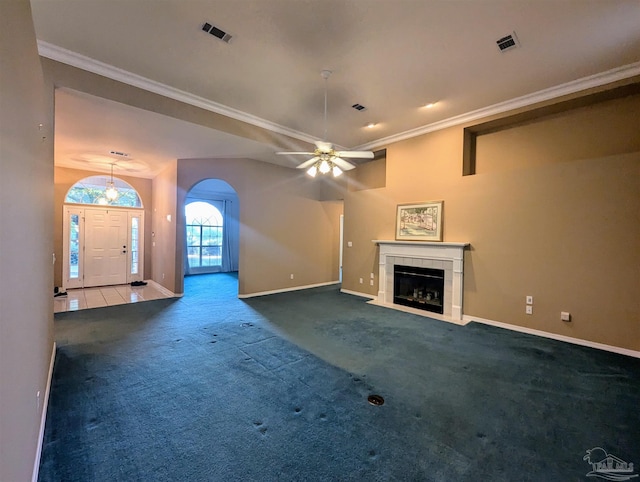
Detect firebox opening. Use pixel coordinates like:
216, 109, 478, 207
393, 264, 444, 314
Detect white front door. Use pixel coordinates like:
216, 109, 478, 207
84, 208, 128, 287
62, 206, 144, 289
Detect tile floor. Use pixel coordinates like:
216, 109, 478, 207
54, 282, 173, 313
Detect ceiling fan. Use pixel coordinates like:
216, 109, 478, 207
276, 70, 374, 177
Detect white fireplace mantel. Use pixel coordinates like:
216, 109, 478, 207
371, 240, 470, 322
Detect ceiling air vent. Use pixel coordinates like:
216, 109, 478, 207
352, 103, 367, 111
202, 22, 233, 43
496, 32, 520, 52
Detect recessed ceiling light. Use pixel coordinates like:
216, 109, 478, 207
424, 102, 436, 109
366, 123, 377, 128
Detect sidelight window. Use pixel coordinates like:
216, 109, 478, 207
69, 214, 80, 279
130, 216, 140, 275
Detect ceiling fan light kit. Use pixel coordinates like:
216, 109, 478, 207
276, 70, 374, 178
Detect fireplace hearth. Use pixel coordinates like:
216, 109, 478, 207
394, 265, 444, 314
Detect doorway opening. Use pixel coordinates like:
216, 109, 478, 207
184, 179, 239, 278
185, 201, 223, 272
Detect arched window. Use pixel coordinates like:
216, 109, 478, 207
185, 201, 223, 270
65, 176, 142, 207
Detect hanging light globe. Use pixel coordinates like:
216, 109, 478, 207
105, 163, 119, 201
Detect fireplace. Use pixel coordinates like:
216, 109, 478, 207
393, 265, 444, 314
371, 240, 469, 321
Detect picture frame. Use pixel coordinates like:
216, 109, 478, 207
396, 201, 443, 241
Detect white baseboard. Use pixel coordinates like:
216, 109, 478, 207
464, 315, 640, 359
239, 281, 340, 299
339, 288, 376, 299
146, 279, 180, 298
32, 341, 56, 482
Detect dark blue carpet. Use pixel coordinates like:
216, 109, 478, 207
39, 273, 640, 481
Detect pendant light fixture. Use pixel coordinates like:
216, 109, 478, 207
105, 163, 119, 202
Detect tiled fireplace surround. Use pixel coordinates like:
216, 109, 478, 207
372, 240, 469, 322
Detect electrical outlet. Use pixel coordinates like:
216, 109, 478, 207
561, 312, 571, 322
359, 278, 363, 284
526, 305, 533, 315
290, 274, 294, 280
347, 241, 353, 247
370, 279, 374, 286
526, 296, 533, 305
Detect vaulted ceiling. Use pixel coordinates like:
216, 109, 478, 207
31, 0, 640, 178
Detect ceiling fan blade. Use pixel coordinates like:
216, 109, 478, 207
276, 151, 315, 156
332, 157, 356, 171
296, 157, 320, 170
315, 141, 333, 152
335, 150, 374, 159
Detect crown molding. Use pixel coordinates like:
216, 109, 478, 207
38, 41, 639, 152
357, 61, 640, 151
37, 41, 319, 146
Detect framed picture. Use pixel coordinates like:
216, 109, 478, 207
396, 201, 443, 241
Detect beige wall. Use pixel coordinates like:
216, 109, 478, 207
476, 94, 640, 174
342, 92, 640, 351
0, 1, 55, 480
151, 161, 178, 292
53, 166, 153, 287
176, 158, 342, 295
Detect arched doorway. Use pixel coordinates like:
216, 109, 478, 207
184, 179, 239, 276
62, 175, 145, 289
